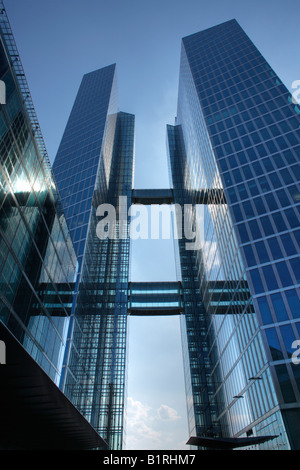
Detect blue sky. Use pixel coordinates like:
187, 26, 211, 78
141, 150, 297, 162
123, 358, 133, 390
5, 0, 300, 450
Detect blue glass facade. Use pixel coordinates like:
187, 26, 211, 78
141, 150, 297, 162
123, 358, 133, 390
167, 124, 224, 443
3, 2, 299, 450
52, 67, 135, 449
53, 64, 118, 265
0, 8, 77, 386
168, 19, 300, 449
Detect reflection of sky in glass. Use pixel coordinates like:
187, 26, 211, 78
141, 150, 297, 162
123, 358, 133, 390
7, 0, 300, 449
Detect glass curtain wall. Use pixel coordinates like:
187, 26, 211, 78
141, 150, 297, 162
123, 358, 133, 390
0, 10, 77, 386
61, 111, 135, 450
167, 19, 300, 449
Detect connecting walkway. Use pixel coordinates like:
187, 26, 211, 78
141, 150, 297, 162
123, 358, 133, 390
131, 188, 226, 205
127, 280, 251, 316
128, 281, 183, 316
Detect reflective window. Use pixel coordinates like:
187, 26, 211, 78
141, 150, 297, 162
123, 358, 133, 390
268, 237, 282, 260
280, 233, 297, 256
280, 325, 295, 356
271, 293, 288, 322
285, 290, 300, 319
257, 296, 273, 324
272, 212, 287, 232
256, 241, 269, 264
265, 328, 283, 360
250, 269, 264, 293
275, 365, 296, 402
275, 262, 293, 287
290, 258, 300, 284
262, 265, 278, 290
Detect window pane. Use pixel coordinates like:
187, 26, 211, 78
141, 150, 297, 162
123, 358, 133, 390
272, 212, 287, 232
275, 261, 293, 288
256, 241, 269, 263
244, 244, 256, 266
286, 290, 300, 319
265, 328, 283, 360
285, 208, 299, 229
275, 364, 296, 402
262, 265, 278, 291
280, 233, 297, 256
257, 296, 273, 324
237, 223, 249, 243
290, 258, 300, 284
280, 325, 295, 357
271, 293, 288, 322
268, 237, 282, 260
249, 269, 264, 294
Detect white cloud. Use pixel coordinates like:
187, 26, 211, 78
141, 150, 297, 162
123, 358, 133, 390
125, 397, 185, 450
127, 396, 150, 425
126, 397, 162, 450
157, 404, 181, 421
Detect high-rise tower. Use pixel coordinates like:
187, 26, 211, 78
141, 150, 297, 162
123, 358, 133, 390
53, 19, 300, 450
4, 1, 299, 449
0, 2, 108, 450
168, 19, 300, 450
52, 64, 119, 264
52, 67, 135, 450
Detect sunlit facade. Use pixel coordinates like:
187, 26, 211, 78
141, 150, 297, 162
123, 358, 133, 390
0, 4, 77, 386
52, 66, 135, 449
1, 1, 299, 451
168, 19, 300, 449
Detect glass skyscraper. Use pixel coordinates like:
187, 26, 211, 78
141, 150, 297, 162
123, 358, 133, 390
0, 3, 77, 388
52, 64, 119, 265
167, 19, 300, 450
52, 67, 135, 450
47, 18, 300, 451
1, 0, 299, 451
0, 2, 112, 450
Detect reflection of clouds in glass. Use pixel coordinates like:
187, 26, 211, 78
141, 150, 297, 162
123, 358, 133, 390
194, 205, 224, 280
202, 240, 221, 278
39, 215, 77, 283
